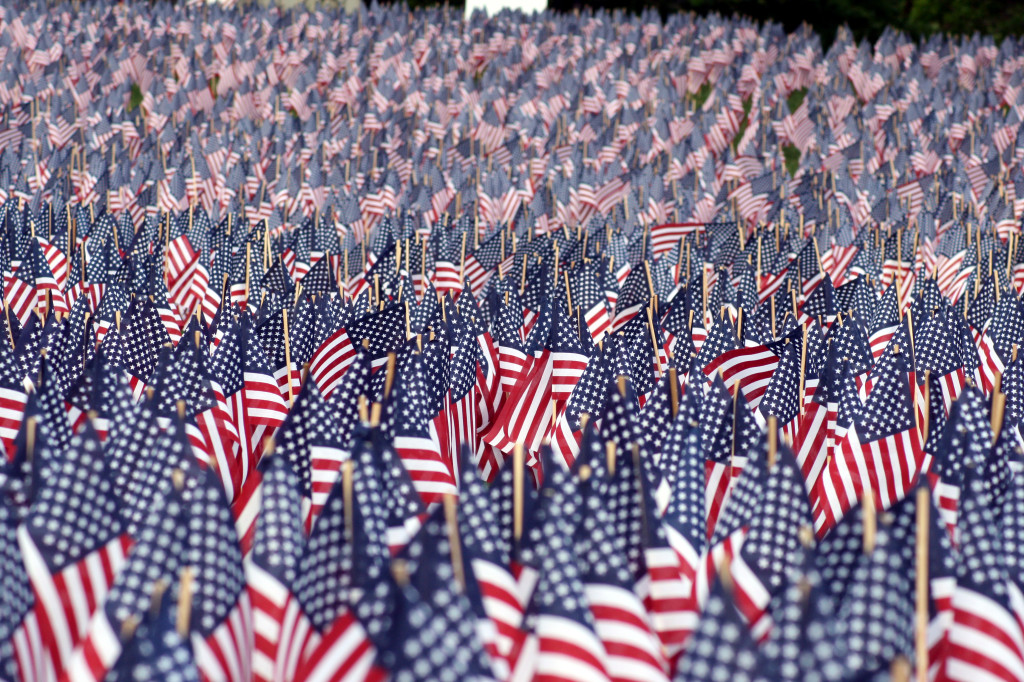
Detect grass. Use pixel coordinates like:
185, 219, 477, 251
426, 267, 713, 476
787, 87, 807, 112
781, 88, 807, 175
732, 96, 753, 153
783, 144, 801, 176
691, 82, 713, 108
128, 83, 143, 112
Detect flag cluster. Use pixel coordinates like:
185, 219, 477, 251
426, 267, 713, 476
4, 0, 1024, 680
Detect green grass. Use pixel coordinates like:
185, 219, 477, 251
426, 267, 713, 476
783, 144, 801, 176
787, 87, 807, 113
128, 83, 143, 112
731, 96, 753, 153
691, 82, 712, 108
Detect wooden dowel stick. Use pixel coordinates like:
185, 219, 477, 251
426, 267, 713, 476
915, 485, 930, 682
176, 567, 194, 637
862, 487, 876, 554
512, 443, 524, 542
282, 309, 294, 406
443, 494, 466, 592
342, 460, 354, 544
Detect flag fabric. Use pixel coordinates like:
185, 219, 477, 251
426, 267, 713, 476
244, 455, 306, 682
17, 423, 132, 681
946, 475, 1024, 682
5, 3, 1024, 679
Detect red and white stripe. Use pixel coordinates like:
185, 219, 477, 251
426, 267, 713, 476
705, 459, 743, 540
61, 606, 123, 682
17, 532, 133, 680
309, 445, 349, 524
586, 583, 669, 682
433, 261, 463, 293
868, 325, 898, 361
793, 399, 829, 493
973, 325, 1006, 396
946, 587, 1024, 682
195, 405, 243, 502
462, 255, 492, 295
649, 223, 705, 257
498, 345, 530, 392
484, 353, 555, 456
811, 418, 922, 538
288, 609, 386, 682
530, 615, 610, 682
702, 345, 779, 410
191, 593, 254, 682
308, 328, 356, 400
583, 300, 611, 342
394, 424, 458, 506
638, 544, 696, 662
10, 612, 45, 682
5, 275, 37, 325
242, 370, 290, 467
934, 369, 967, 416
0, 384, 27, 459
37, 239, 69, 292
246, 561, 301, 682
472, 557, 523, 678
550, 351, 588, 402
233, 471, 263, 556
725, 547, 773, 643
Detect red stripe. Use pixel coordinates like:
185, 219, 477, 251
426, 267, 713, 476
537, 634, 606, 677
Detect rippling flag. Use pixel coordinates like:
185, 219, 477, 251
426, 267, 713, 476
18, 423, 132, 680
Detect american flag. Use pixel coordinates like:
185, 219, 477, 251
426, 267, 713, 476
729, 446, 814, 642
828, 506, 917, 678
575, 468, 670, 682
757, 551, 845, 681
515, 461, 610, 681
245, 454, 306, 682
927, 388, 992, 539
547, 303, 589, 402
673, 581, 762, 681
287, 442, 390, 682
120, 297, 172, 396
356, 420, 426, 555
384, 353, 458, 506
946, 475, 1024, 682
17, 422, 132, 681
386, 504, 496, 680
0, 338, 28, 458
6, 2, 1024, 678
217, 314, 288, 466
176, 466, 254, 682
758, 340, 804, 441
63, 476, 190, 682
646, 415, 704, 659
274, 376, 346, 526
0, 474, 41, 682
106, 594, 201, 681
455, 448, 522, 679
812, 350, 922, 536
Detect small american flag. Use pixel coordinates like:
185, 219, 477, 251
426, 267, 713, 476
18, 422, 132, 680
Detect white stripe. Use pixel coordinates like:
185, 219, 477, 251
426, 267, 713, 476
191, 631, 225, 682
951, 590, 1024, 679
234, 484, 262, 551
18, 529, 74, 664
66, 611, 120, 682
281, 604, 310, 681
302, 619, 375, 682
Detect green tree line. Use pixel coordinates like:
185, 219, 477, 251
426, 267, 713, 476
450, 0, 1024, 46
